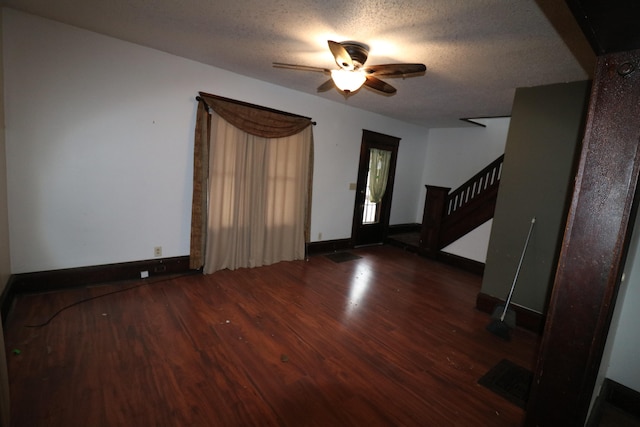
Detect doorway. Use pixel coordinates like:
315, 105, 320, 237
351, 130, 400, 246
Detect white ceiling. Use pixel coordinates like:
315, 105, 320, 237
1, 0, 596, 128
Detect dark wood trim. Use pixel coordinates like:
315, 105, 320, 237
420, 156, 502, 258
387, 223, 421, 235
585, 381, 609, 427
459, 118, 487, 127
436, 251, 485, 276
306, 239, 352, 256
459, 115, 511, 127
438, 155, 503, 248
565, 0, 640, 55
385, 237, 419, 254
476, 291, 545, 334
10, 256, 193, 294
1, 275, 17, 326
586, 379, 640, 426
420, 185, 450, 257
439, 187, 499, 247
525, 48, 640, 427
603, 379, 640, 418
351, 130, 400, 247
385, 232, 485, 276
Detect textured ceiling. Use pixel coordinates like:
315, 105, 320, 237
1, 0, 595, 128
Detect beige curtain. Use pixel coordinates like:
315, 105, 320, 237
190, 93, 314, 273
368, 148, 391, 203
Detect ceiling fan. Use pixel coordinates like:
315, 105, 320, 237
273, 40, 426, 95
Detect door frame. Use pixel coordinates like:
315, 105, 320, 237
351, 129, 400, 247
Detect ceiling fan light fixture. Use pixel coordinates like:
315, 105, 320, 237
273, 40, 425, 96
330, 69, 366, 92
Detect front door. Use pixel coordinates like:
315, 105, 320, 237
351, 130, 400, 246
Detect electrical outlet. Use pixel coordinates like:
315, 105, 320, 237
140, 270, 149, 279
154, 246, 162, 257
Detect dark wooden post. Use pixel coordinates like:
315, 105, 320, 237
419, 185, 450, 258
524, 48, 640, 426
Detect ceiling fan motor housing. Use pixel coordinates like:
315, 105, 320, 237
340, 41, 370, 68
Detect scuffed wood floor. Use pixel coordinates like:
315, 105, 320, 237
4, 245, 539, 426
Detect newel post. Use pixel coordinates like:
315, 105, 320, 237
420, 185, 450, 258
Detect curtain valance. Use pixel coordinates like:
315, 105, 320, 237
190, 93, 314, 271
197, 93, 313, 139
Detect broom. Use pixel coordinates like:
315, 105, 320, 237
486, 217, 536, 341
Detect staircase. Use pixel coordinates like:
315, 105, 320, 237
420, 155, 504, 257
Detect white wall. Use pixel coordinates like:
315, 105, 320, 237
595, 209, 640, 394
587, 207, 640, 420
420, 118, 509, 198
3, 9, 432, 273
607, 266, 640, 390
421, 118, 510, 262
3, 9, 510, 273
441, 220, 493, 263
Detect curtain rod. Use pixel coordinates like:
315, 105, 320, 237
196, 94, 316, 125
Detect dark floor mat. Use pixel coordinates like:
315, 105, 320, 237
325, 252, 362, 263
478, 359, 532, 408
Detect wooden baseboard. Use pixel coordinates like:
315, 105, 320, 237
603, 378, 640, 418
307, 224, 420, 256
476, 291, 545, 334
587, 378, 640, 426
386, 238, 419, 254
10, 256, 192, 295
436, 251, 485, 276
306, 239, 352, 256
1, 275, 17, 325
2, 256, 190, 325
388, 223, 421, 235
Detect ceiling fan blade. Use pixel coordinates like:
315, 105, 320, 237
272, 62, 330, 73
364, 75, 396, 94
317, 79, 335, 92
328, 40, 354, 70
363, 63, 426, 77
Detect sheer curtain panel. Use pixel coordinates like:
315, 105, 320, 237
368, 148, 391, 203
190, 93, 314, 273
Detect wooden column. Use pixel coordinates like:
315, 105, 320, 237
419, 185, 450, 258
524, 48, 640, 426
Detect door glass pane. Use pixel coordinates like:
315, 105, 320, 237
362, 172, 379, 224
362, 148, 391, 225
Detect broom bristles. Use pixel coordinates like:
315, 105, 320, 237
486, 319, 511, 341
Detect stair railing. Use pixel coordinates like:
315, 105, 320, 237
420, 154, 504, 257
446, 154, 504, 216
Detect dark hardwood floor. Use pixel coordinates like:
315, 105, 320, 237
4, 245, 539, 426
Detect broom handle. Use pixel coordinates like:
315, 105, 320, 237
500, 217, 536, 321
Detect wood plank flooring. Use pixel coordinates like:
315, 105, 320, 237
4, 245, 539, 426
